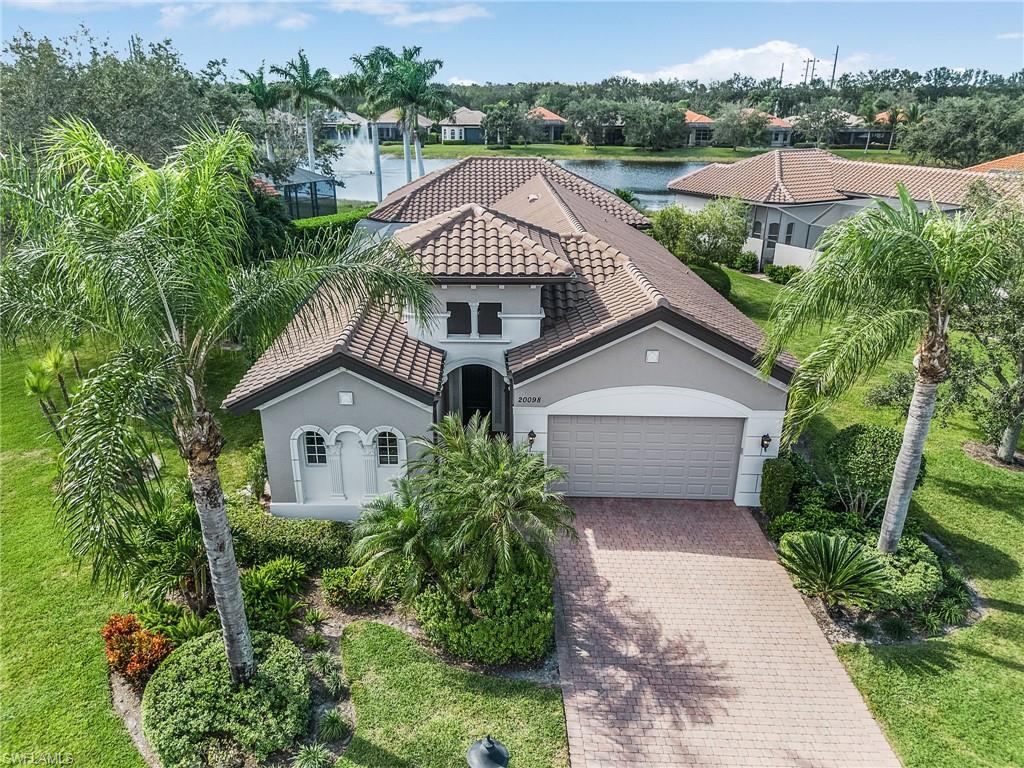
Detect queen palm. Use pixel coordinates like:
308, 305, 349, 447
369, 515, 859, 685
240, 63, 282, 161
858, 103, 878, 153
271, 49, 340, 172
759, 184, 1004, 553
1, 119, 432, 682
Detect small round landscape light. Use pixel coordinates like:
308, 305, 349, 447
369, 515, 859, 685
466, 735, 510, 768
760, 433, 773, 454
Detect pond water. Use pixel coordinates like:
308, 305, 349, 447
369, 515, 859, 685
330, 144, 703, 211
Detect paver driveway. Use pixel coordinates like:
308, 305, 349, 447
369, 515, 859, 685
554, 499, 900, 768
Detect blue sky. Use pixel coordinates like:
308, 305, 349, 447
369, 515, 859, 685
3, 1, 1023, 84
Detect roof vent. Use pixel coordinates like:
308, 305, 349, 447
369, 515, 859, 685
527, 194, 540, 203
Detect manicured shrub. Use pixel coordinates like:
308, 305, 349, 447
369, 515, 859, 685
765, 484, 861, 540
245, 440, 269, 498
733, 251, 759, 273
322, 565, 385, 609
318, 708, 351, 742
229, 500, 350, 570
759, 456, 795, 518
778, 532, 887, 609
241, 557, 308, 635
824, 424, 927, 519
864, 370, 916, 410
101, 613, 173, 686
764, 263, 801, 284
689, 262, 731, 298
142, 632, 310, 768
290, 206, 374, 243
415, 572, 554, 664
870, 534, 944, 614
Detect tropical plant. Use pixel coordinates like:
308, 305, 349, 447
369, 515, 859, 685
240, 63, 282, 161
293, 741, 332, 768
309, 650, 335, 678
271, 50, 341, 172
304, 607, 328, 630
304, 632, 328, 651
323, 668, 347, 698
318, 708, 350, 742
40, 345, 73, 408
0, 119, 432, 682
778, 531, 887, 609
342, 46, 398, 202
760, 183, 1005, 552
24, 362, 63, 443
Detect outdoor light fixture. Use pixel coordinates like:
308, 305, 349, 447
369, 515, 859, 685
760, 433, 773, 454
527, 429, 537, 447
466, 735, 509, 768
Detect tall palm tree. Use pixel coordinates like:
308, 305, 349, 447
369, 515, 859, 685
240, 63, 282, 161
883, 106, 903, 154
1, 119, 432, 682
271, 50, 341, 172
759, 185, 1004, 553
341, 47, 396, 203
858, 104, 878, 153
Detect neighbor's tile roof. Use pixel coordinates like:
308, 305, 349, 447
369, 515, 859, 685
369, 156, 650, 227
528, 106, 567, 123
222, 293, 445, 411
668, 148, 1003, 205
442, 106, 486, 126
684, 109, 715, 124
393, 203, 575, 279
966, 152, 1024, 173
740, 108, 792, 129
375, 108, 432, 128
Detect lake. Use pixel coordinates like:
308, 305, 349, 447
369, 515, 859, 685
330, 152, 703, 210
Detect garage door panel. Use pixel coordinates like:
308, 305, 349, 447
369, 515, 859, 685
548, 414, 741, 500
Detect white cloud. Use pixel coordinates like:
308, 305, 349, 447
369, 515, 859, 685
159, 3, 205, 28
618, 40, 879, 85
448, 76, 478, 86
199, 3, 312, 30
996, 31, 1023, 40
329, 1, 489, 27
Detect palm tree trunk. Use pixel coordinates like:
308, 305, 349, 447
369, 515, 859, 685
304, 103, 316, 172
71, 352, 83, 379
37, 399, 63, 445
887, 126, 896, 154
878, 374, 937, 552
180, 409, 255, 684
55, 372, 70, 410
863, 129, 871, 153
414, 130, 425, 177
262, 111, 275, 162
402, 115, 413, 183
371, 122, 383, 203
997, 411, 1023, 464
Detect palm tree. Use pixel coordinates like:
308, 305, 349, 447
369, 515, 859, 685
40, 345, 73, 409
341, 47, 396, 203
271, 50, 341, 172
858, 104, 878, 153
1, 119, 432, 683
759, 184, 1004, 553
240, 63, 282, 161
883, 106, 903, 154
24, 363, 63, 443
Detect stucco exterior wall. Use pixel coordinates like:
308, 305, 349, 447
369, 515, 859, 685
257, 368, 433, 519
773, 243, 818, 269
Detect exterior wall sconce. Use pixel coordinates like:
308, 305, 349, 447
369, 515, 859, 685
527, 430, 537, 448
760, 433, 773, 454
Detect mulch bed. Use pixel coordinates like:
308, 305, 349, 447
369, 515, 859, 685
963, 440, 1024, 472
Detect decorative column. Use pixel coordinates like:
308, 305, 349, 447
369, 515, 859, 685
363, 446, 378, 496
469, 300, 480, 339
327, 443, 345, 498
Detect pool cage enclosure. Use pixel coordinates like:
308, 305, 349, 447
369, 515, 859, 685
267, 168, 338, 220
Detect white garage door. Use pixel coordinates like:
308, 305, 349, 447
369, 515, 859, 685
547, 415, 743, 499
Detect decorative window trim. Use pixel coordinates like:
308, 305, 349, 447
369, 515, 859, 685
304, 430, 327, 465
375, 431, 400, 466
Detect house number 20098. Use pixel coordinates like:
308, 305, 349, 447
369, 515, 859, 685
516, 395, 542, 404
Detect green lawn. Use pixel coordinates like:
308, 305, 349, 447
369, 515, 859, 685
382, 142, 915, 165
727, 269, 1024, 768
338, 621, 567, 768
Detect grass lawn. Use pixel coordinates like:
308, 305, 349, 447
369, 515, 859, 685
727, 269, 1024, 768
338, 621, 568, 768
382, 142, 916, 165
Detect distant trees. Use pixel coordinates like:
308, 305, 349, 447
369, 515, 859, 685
712, 106, 769, 149
792, 98, 850, 146
564, 98, 620, 145
271, 49, 341, 172
902, 95, 1024, 167
482, 100, 529, 146
621, 100, 687, 150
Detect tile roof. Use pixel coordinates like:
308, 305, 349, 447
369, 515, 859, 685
966, 152, 1024, 173
369, 156, 650, 227
222, 293, 445, 411
668, 148, 1004, 206
528, 106, 567, 123
375, 108, 432, 128
684, 109, 715, 124
442, 106, 486, 127
740, 108, 792, 129
393, 203, 575, 280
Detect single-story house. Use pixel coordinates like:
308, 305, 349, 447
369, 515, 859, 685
374, 108, 433, 141
667, 148, 1005, 269
786, 110, 894, 148
966, 151, 1024, 174
745, 110, 794, 147
321, 110, 367, 142
685, 109, 716, 147
439, 106, 487, 144
224, 156, 796, 519
528, 107, 567, 142
258, 167, 338, 220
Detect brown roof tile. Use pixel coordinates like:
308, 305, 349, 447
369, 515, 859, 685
528, 107, 566, 123
966, 152, 1024, 173
369, 156, 649, 228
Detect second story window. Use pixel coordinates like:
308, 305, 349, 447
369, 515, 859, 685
446, 302, 471, 336
478, 303, 502, 336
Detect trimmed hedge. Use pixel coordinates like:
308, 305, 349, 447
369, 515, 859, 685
415, 572, 554, 665
869, 533, 944, 613
142, 632, 310, 768
733, 252, 759, 273
228, 500, 350, 570
760, 457, 795, 518
290, 205, 375, 243
764, 263, 802, 284
689, 262, 731, 298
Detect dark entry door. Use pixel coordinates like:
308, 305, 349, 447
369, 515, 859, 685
461, 364, 492, 424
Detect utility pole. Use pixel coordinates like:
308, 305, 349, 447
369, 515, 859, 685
802, 58, 813, 85
778, 61, 785, 89
809, 58, 821, 83
829, 45, 840, 88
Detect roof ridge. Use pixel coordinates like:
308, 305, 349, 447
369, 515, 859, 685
540, 161, 649, 226
536, 174, 587, 234
828, 155, 990, 177
396, 203, 477, 251
771, 150, 795, 204
334, 302, 369, 352
479, 206, 575, 275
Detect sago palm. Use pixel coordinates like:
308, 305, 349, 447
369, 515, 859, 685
779, 531, 887, 609
0, 118, 432, 682
760, 184, 1004, 553
239, 63, 282, 161
271, 49, 341, 172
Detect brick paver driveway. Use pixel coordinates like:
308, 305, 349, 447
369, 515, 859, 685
554, 499, 900, 768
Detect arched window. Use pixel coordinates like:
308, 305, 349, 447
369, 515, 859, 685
751, 220, 762, 238
304, 431, 327, 465
375, 431, 399, 466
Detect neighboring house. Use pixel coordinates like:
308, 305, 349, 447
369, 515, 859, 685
374, 108, 433, 141
528, 107, 568, 141
439, 106, 487, 144
966, 151, 1024, 174
258, 167, 337, 220
787, 110, 893, 148
685, 109, 716, 147
321, 110, 367, 142
667, 148, 1005, 269
744, 109, 794, 147
224, 156, 796, 519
